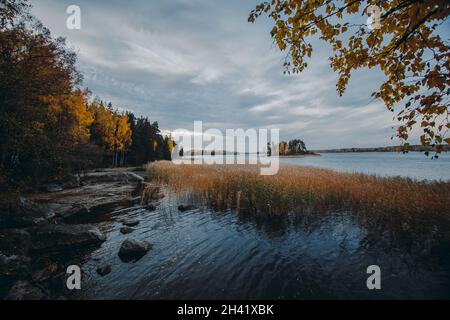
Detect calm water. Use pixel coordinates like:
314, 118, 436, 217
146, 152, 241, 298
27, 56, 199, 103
75, 189, 450, 300
189, 152, 450, 181
281, 152, 450, 181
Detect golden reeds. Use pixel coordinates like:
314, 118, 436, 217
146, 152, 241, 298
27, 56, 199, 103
147, 161, 450, 221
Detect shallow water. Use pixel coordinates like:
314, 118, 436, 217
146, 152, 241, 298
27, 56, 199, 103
76, 190, 450, 300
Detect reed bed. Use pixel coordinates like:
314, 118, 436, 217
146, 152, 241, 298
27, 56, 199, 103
148, 161, 450, 220
148, 161, 450, 253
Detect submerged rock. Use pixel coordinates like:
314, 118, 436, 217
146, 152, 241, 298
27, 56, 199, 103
120, 227, 134, 234
96, 265, 112, 276
122, 219, 139, 227
29, 224, 106, 253
118, 239, 151, 262
178, 204, 198, 212
5, 281, 46, 300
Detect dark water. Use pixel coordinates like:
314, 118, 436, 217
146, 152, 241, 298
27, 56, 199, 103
76, 190, 450, 300
280, 152, 450, 181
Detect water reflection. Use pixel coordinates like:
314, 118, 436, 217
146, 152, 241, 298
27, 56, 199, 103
75, 189, 450, 300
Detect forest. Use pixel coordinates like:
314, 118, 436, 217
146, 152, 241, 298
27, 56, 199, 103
0, 1, 174, 191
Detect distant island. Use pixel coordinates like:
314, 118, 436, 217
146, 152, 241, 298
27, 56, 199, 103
312, 145, 450, 153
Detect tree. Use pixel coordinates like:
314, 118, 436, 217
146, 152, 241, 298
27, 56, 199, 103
249, 0, 450, 151
0, 1, 85, 186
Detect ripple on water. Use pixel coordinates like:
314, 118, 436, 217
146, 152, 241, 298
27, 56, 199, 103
76, 190, 450, 300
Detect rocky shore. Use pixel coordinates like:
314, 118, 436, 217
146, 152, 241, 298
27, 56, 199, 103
0, 167, 164, 300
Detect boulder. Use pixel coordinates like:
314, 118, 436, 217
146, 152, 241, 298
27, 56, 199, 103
118, 239, 151, 262
30, 224, 106, 253
120, 227, 134, 235
0, 253, 31, 279
96, 265, 112, 276
178, 204, 198, 212
5, 281, 46, 300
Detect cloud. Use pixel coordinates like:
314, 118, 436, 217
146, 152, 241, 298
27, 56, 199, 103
29, 0, 414, 149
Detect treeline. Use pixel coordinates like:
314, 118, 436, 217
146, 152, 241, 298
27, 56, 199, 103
0, 1, 172, 190
277, 139, 311, 156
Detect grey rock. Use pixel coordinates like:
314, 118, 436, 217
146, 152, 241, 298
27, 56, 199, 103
0, 253, 31, 278
120, 227, 134, 234
1, 198, 55, 228
5, 281, 46, 300
118, 239, 151, 262
0, 229, 31, 256
122, 219, 139, 227
30, 224, 106, 252
96, 265, 112, 276
60, 175, 81, 189
43, 184, 63, 193
178, 204, 198, 212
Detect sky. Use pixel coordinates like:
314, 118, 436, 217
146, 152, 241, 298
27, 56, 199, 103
28, 0, 428, 149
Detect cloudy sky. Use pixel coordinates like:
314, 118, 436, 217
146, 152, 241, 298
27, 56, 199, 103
29, 0, 418, 149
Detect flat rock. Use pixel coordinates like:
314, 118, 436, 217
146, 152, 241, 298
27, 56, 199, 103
0, 253, 31, 279
5, 281, 46, 300
0, 229, 31, 256
1, 198, 55, 228
42, 184, 63, 193
30, 224, 106, 253
118, 239, 151, 262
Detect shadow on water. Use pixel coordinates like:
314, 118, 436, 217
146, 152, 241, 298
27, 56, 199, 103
73, 188, 450, 300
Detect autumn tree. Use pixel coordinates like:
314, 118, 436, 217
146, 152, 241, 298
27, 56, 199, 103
249, 0, 450, 151
0, 1, 88, 186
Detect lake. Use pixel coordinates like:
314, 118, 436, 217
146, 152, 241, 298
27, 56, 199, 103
280, 152, 450, 181
76, 188, 450, 300
186, 152, 450, 181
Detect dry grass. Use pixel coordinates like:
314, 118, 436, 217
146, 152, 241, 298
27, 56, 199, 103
148, 161, 450, 219
148, 161, 450, 252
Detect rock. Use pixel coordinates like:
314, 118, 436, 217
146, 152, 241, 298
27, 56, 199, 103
42, 184, 63, 193
31, 263, 61, 283
126, 172, 145, 183
96, 265, 112, 276
118, 239, 151, 262
146, 204, 157, 211
122, 219, 139, 227
5, 281, 46, 300
0, 229, 31, 256
30, 224, 106, 253
1, 198, 55, 228
0, 253, 31, 279
120, 227, 134, 234
178, 204, 198, 212
60, 175, 81, 189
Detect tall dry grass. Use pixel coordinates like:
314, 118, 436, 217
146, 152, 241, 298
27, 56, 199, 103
148, 161, 450, 252
148, 161, 450, 219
